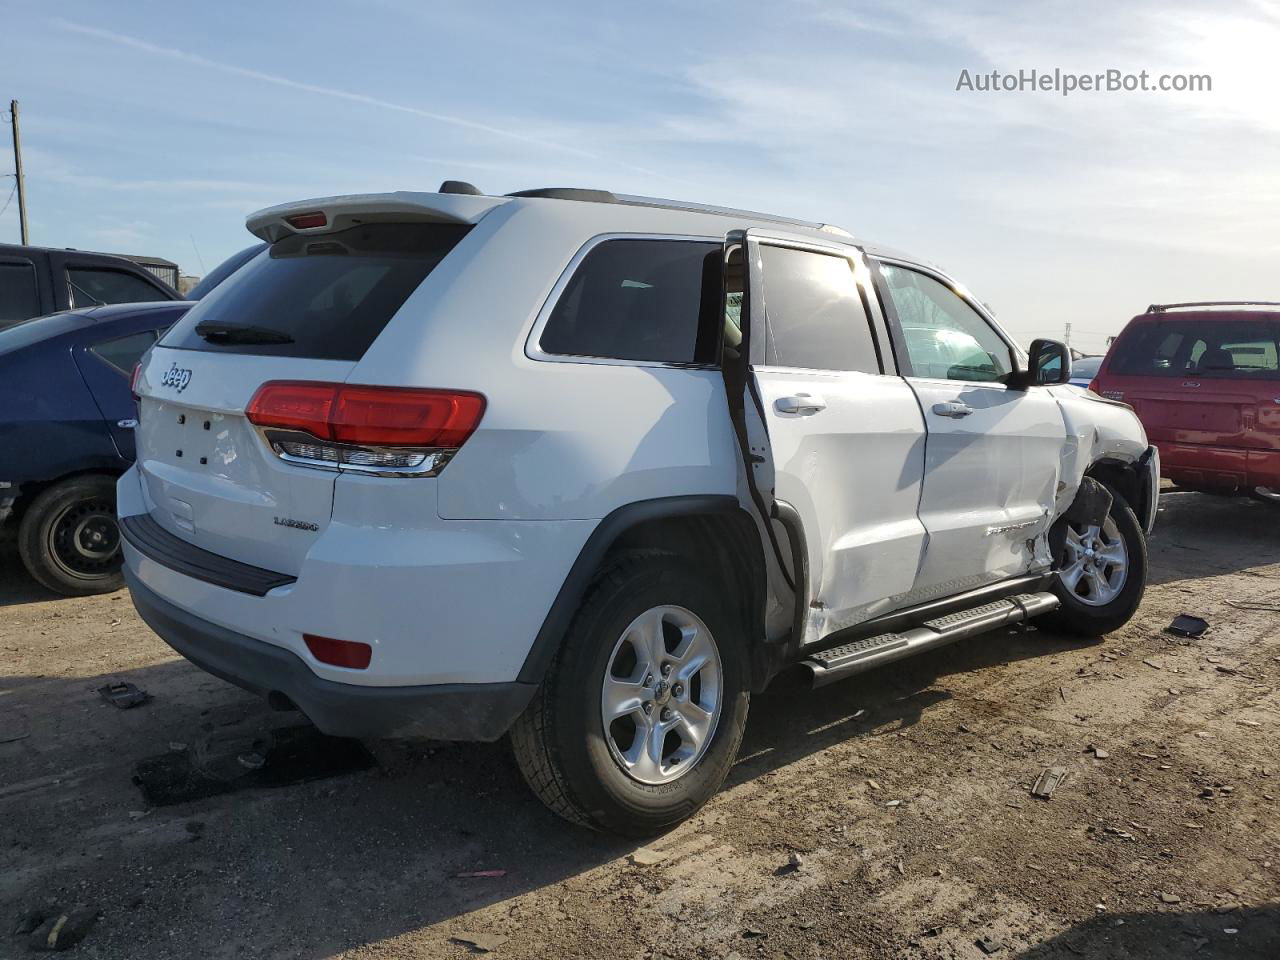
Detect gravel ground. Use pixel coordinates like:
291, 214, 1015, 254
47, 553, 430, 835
2, 488, 1278, 959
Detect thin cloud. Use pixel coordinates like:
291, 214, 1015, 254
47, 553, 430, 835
51, 19, 660, 177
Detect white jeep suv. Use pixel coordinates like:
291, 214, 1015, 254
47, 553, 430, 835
120, 184, 1159, 835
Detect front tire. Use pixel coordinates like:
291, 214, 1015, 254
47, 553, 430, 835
510, 552, 750, 836
17, 475, 124, 597
1040, 492, 1147, 636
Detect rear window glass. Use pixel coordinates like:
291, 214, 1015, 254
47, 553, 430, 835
539, 239, 722, 364
161, 223, 470, 360
1109, 319, 1280, 378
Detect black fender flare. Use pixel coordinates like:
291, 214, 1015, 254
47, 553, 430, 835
516, 495, 753, 685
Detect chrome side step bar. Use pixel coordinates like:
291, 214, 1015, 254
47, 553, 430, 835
801, 592, 1060, 688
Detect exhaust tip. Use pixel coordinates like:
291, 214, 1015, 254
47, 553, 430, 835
267, 690, 299, 712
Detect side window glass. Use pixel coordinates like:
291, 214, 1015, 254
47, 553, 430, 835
90, 330, 158, 375
880, 264, 1012, 382
722, 245, 745, 353
67, 268, 167, 308
540, 239, 721, 364
1188, 340, 1209, 371
1155, 331, 1186, 370
0, 261, 40, 326
1222, 337, 1278, 373
757, 245, 879, 373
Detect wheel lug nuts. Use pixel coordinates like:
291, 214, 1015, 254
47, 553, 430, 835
660, 708, 672, 722
672, 684, 683, 697
643, 674, 653, 687
643, 701, 653, 714
661, 663, 672, 677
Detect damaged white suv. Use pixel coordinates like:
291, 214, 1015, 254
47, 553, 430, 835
120, 184, 1159, 835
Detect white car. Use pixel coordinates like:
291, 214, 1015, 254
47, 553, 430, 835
119, 184, 1159, 835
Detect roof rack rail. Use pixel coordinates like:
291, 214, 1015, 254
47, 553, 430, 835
501, 186, 846, 234
614, 193, 830, 231
506, 187, 619, 203
1147, 300, 1280, 313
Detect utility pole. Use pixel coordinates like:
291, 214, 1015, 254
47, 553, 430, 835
1063, 321, 1072, 349
9, 99, 29, 245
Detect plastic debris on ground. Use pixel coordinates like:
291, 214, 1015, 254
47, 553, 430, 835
1164, 614, 1209, 638
97, 681, 150, 709
1031, 766, 1068, 799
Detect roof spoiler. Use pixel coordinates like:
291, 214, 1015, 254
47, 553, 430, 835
246, 191, 508, 243
1147, 300, 1280, 313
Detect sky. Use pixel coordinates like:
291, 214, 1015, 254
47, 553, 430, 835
2, 0, 1278, 354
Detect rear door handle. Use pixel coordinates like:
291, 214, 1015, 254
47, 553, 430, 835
775, 394, 827, 415
931, 401, 974, 419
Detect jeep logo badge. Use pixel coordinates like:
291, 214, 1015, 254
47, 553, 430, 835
160, 363, 193, 392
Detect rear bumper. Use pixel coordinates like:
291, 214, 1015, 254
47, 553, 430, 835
1156, 441, 1280, 491
126, 570, 536, 741
117, 465, 594, 688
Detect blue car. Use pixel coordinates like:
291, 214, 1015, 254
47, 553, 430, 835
0, 244, 264, 595
1068, 355, 1103, 389
0, 301, 192, 593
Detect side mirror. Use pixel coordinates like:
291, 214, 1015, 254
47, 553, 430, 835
1025, 338, 1071, 386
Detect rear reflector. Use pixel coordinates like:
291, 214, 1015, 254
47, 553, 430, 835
285, 211, 327, 230
246, 382, 486, 448
304, 633, 372, 669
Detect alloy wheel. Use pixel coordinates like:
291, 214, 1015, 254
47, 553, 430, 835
600, 605, 723, 785
1058, 515, 1128, 606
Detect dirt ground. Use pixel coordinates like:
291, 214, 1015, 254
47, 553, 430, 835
2, 488, 1279, 959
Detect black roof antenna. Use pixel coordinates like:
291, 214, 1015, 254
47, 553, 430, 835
438, 180, 483, 196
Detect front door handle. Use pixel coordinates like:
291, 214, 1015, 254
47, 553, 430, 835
775, 394, 827, 416
931, 401, 974, 419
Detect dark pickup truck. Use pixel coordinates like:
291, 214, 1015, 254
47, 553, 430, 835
0, 243, 181, 331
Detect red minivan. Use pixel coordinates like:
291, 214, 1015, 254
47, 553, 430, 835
1092, 302, 1280, 498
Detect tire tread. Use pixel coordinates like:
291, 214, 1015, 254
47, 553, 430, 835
509, 549, 735, 833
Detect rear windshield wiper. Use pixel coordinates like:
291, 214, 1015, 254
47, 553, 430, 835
195, 322, 295, 345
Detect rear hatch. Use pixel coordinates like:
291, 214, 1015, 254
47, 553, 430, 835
135, 214, 475, 575
1098, 313, 1280, 453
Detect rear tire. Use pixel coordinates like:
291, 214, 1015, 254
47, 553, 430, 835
509, 552, 750, 836
1039, 492, 1147, 636
17, 475, 124, 597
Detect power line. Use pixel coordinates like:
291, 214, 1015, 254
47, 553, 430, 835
0, 181, 16, 221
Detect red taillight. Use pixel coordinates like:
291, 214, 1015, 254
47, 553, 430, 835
332, 386, 486, 447
304, 633, 372, 669
246, 381, 486, 449
130, 362, 142, 399
285, 211, 327, 230
1088, 379, 1099, 393
246, 381, 338, 434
